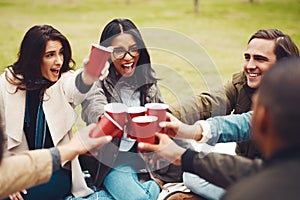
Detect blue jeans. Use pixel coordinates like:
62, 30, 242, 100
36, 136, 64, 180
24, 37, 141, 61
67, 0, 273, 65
183, 172, 225, 200
64, 187, 114, 200
103, 165, 160, 200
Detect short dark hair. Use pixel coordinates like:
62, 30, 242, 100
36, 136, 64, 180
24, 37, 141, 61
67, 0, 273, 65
6, 25, 75, 91
257, 57, 300, 145
249, 29, 299, 61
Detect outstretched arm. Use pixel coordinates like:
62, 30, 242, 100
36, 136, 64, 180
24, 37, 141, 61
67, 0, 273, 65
138, 132, 262, 189
0, 124, 112, 199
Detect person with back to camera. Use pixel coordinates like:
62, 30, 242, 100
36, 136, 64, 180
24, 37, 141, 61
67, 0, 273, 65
80, 18, 167, 200
0, 24, 109, 200
139, 57, 300, 200
167, 29, 299, 199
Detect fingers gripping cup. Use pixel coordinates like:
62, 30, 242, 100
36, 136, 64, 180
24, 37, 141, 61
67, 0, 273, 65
85, 44, 113, 78
145, 103, 169, 132
130, 116, 158, 144
90, 113, 124, 138
104, 103, 128, 129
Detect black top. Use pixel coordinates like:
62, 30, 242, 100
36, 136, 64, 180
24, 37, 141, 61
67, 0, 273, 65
23, 89, 54, 150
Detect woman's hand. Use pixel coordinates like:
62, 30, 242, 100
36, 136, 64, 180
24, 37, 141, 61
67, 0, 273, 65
57, 124, 112, 163
81, 59, 110, 85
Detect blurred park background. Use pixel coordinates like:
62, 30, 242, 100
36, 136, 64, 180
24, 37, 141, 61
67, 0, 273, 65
0, 0, 299, 105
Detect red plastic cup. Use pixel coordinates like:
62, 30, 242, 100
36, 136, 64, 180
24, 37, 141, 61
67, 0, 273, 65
89, 113, 124, 138
104, 103, 128, 129
130, 116, 158, 144
85, 44, 113, 78
127, 106, 147, 139
127, 106, 147, 119
145, 103, 169, 132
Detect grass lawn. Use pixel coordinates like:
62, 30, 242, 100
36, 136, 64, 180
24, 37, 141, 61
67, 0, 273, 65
0, 0, 299, 129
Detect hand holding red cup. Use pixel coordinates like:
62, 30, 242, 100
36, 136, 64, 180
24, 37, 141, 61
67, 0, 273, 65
89, 113, 123, 138
85, 44, 113, 78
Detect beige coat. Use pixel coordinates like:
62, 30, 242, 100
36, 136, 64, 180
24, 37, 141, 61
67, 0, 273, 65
0, 149, 52, 198
0, 68, 93, 198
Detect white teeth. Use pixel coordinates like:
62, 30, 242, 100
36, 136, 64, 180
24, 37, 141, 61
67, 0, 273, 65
123, 63, 133, 67
249, 73, 259, 77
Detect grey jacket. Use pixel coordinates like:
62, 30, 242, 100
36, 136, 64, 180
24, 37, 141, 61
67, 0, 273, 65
80, 67, 183, 187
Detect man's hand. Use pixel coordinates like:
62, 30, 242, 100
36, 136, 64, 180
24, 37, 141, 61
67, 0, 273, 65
137, 132, 186, 166
160, 112, 203, 141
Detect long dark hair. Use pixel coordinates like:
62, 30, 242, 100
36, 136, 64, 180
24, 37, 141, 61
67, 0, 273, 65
99, 18, 158, 86
5, 25, 75, 92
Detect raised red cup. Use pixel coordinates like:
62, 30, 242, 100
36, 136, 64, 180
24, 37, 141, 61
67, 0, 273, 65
145, 103, 169, 132
130, 116, 158, 144
85, 44, 113, 78
90, 113, 123, 138
104, 103, 128, 129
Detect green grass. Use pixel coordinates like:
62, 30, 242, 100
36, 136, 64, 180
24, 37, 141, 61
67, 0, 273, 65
1, 0, 299, 105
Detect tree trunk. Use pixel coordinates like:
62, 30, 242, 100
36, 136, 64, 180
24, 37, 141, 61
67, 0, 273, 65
194, 0, 199, 14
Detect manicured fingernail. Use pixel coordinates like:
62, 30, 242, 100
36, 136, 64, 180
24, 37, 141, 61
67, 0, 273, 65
159, 122, 166, 128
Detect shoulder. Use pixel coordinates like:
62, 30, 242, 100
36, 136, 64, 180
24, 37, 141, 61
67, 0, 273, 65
231, 71, 246, 85
223, 160, 300, 200
60, 69, 76, 78
0, 68, 19, 91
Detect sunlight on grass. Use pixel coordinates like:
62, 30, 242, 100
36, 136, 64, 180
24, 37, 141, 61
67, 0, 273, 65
1, 0, 299, 129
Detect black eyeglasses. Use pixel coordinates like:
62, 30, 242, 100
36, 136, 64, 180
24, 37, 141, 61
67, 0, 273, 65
112, 46, 140, 60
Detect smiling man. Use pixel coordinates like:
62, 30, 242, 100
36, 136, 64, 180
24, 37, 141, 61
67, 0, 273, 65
139, 57, 300, 200
168, 29, 299, 200
169, 29, 299, 157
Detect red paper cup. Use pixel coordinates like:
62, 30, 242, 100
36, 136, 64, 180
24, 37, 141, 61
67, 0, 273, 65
90, 113, 123, 138
127, 106, 147, 139
130, 116, 158, 144
104, 103, 128, 129
85, 44, 113, 78
145, 103, 169, 132
127, 106, 147, 119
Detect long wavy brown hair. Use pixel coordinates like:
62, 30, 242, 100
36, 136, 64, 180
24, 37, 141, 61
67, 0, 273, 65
5, 25, 75, 93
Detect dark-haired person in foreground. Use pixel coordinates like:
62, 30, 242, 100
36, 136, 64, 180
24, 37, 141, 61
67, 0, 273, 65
139, 57, 300, 199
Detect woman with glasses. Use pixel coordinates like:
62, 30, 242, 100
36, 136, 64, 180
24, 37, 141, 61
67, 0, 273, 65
80, 19, 163, 200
